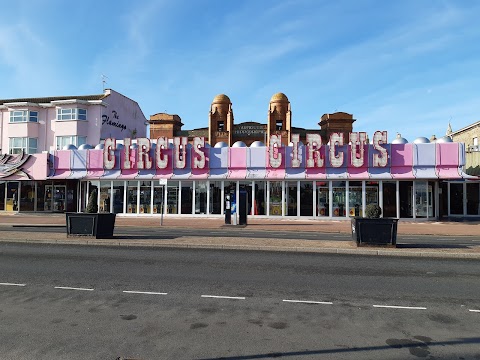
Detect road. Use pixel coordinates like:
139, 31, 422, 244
0, 243, 479, 359
3, 225, 480, 248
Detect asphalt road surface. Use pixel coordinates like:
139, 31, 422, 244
3, 225, 480, 248
0, 243, 479, 359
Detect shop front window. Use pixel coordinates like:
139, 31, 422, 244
316, 182, 329, 217
181, 181, 193, 214
254, 181, 266, 215
153, 185, 164, 214
195, 181, 207, 214
20, 181, 35, 211
127, 181, 138, 213
209, 181, 222, 215
332, 181, 346, 217
113, 181, 125, 214
167, 181, 179, 214
99, 182, 111, 213
300, 181, 313, 217
285, 181, 297, 216
348, 181, 362, 217
450, 183, 463, 215
269, 181, 282, 216
140, 181, 151, 214
382, 181, 397, 218
467, 183, 479, 215
399, 181, 413, 218
239, 181, 253, 215
415, 182, 433, 218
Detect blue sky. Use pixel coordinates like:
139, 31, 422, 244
1, 0, 479, 142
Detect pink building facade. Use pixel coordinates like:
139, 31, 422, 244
0, 88, 478, 219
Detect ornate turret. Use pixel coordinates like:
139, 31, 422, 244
209, 94, 234, 146
267, 92, 291, 146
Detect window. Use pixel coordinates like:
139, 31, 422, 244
217, 121, 225, 132
56, 136, 87, 150
57, 108, 87, 121
9, 137, 38, 154
9, 110, 38, 123
276, 120, 283, 131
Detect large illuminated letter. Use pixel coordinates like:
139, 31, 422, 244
291, 134, 301, 168
123, 138, 131, 170
174, 136, 187, 169
373, 131, 388, 167
137, 138, 152, 170
155, 137, 168, 169
329, 133, 344, 168
103, 138, 116, 170
193, 137, 206, 169
349, 132, 366, 168
269, 135, 282, 168
306, 134, 324, 168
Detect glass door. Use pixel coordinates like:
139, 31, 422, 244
415, 182, 428, 218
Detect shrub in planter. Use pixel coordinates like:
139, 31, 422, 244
66, 188, 116, 238
351, 204, 397, 247
365, 203, 382, 219
86, 189, 98, 213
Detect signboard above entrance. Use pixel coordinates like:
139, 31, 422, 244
103, 131, 389, 171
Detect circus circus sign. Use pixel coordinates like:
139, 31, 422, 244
103, 131, 389, 170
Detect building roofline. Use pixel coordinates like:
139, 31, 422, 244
450, 120, 480, 136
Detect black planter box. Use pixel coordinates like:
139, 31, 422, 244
66, 213, 116, 239
351, 217, 398, 247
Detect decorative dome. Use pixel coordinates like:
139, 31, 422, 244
270, 92, 289, 103
214, 141, 228, 148
232, 141, 247, 148
413, 137, 430, 144
391, 133, 408, 144
63, 144, 77, 150
95, 143, 105, 150
78, 144, 94, 150
436, 135, 453, 143
250, 141, 265, 147
212, 94, 231, 104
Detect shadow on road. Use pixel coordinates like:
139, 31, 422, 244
198, 337, 480, 359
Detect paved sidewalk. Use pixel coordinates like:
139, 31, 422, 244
0, 213, 479, 259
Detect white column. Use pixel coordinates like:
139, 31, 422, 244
221, 181, 224, 215
251, 181, 256, 217
362, 181, 366, 218
178, 181, 182, 215
206, 180, 210, 215
297, 180, 301, 217
192, 181, 196, 215
379, 181, 383, 218
396, 181, 400, 219
313, 180, 317, 218
345, 181, 349, 219
328, 181, 333, 219
266, 181, 270, 216
412, 181, 416, 220
281, 181, 285, 217
434, 181, 439, 219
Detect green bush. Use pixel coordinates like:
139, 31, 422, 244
365, 203, 382, 218
86, 189, 98, 213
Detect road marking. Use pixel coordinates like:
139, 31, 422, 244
373, 305, 426, 310
123, 290, 167, 295
283, 299, 333, 305
54, 286, 94, 291
201, 295, 245, 300
469, 309, 480, 313
0, 282, 26, 287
